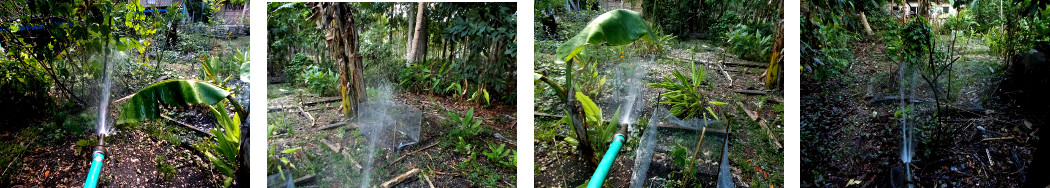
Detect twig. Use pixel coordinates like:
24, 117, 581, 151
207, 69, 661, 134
160, 114, 215, 137
688, 127, 707, 173
423, 172, 435, 188
391, 142, 440, 164
380, 168, 421, 188
717, 44, 734, 85
113, 93, 135, 103
298, 105, 315, 126
982, 137, 1014, 141
986, 149, 994, 166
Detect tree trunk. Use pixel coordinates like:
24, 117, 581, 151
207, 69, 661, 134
405, 3, 416, 66
861, 11, 874, 35
407, 2, 428, 65
309, 3, 367, 118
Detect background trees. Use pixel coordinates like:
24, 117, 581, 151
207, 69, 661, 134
268, 2, 517, 106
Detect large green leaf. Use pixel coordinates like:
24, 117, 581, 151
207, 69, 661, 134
117, 79, 232, 124
575, 92, 602, 126
555, 9, 656, 64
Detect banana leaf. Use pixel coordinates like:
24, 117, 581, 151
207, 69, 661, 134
575, 92, 602, 126
556, 9, 657, 64
116, 79, 232, 124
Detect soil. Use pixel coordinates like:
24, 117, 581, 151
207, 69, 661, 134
267, 86, 517, 187
801, 39, 1038, 187
2, 120, 219, 187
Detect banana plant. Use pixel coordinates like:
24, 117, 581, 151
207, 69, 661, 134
535, 9, 657, 165
116, 79, 248, 187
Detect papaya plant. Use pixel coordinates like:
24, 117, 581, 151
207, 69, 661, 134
535, 9, 657, 165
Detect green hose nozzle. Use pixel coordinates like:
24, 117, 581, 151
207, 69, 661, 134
84, 135, 105, 188
588, 125, 629, 188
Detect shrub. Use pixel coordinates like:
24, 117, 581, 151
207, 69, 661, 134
725, 24, 774, 62
299, 65, 338, 96
285, 53, 313, 82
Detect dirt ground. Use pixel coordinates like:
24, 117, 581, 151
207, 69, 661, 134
801, 38, 1038, 187
535, 42, 785, 187
267, 84, 517, 187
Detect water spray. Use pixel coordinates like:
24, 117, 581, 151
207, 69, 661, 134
85, 21, 113, 187
587, 124, 628, 188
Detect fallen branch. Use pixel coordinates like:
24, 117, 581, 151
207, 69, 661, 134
656, 123, 728, 135
267, 98, 343, 112
982, 137, 1014, 141
113, 93, 135, 103
160, 114, 215, 137
342, 151, 364, 170
391, 142, 440, 164
318, 122, 348, 130
868, 95, 934, 105
759, 119, 783, 149
298, 105, 315, 126
380, 168, 421, 188
734, 89, 767, 95
321, 139, 362, 170
292, 174, 316, 185
737, 102, 759, 121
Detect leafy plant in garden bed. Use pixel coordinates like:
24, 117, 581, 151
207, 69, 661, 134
535, 9, 658, 164
449, 108, 485, 139
649, 62, 727, 120
482, 143, 514, 168
267, 123, 302, 180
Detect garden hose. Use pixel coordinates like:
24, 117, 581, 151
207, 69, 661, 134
83, 135, 105, 188
587, 125, 628, 188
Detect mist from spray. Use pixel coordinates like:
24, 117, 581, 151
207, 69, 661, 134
96, 51, 122, 136
358, 84, 393, 188
899, 63, 915, 187
616, 56, 652, 126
